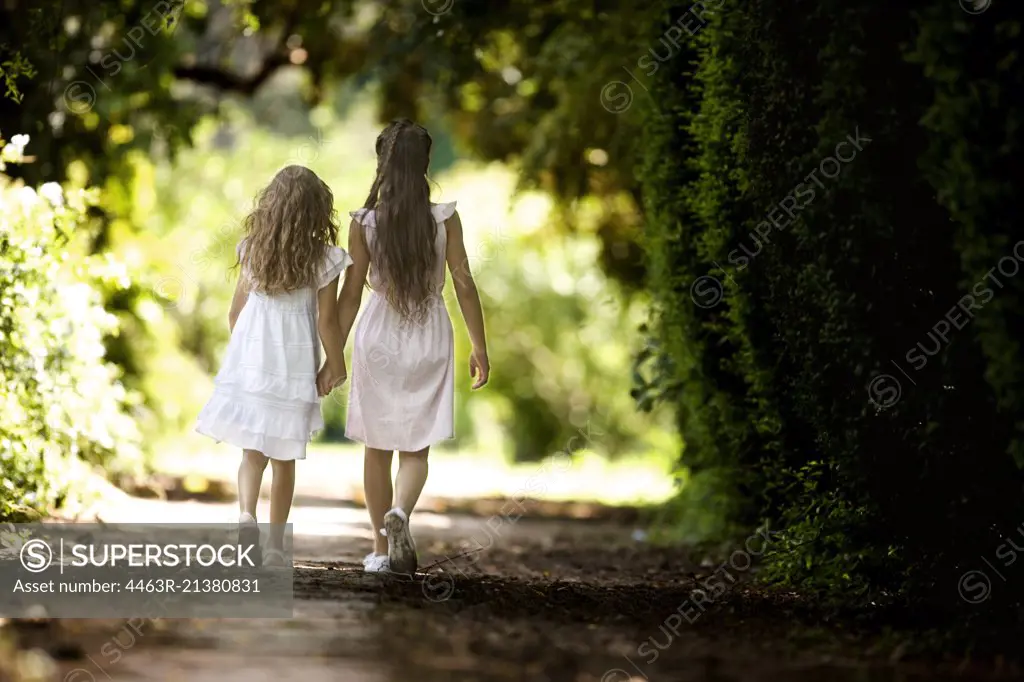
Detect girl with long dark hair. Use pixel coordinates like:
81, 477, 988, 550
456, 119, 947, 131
326, 119, 489, 574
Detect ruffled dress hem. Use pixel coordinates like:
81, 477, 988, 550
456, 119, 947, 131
194, 422, 316, 461
195, 390, 323, 461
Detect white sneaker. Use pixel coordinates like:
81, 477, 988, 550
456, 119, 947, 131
362, 552, 385, 568
383, 508, 417, 575
238, 513, 261, 567
264, 548, 288, 569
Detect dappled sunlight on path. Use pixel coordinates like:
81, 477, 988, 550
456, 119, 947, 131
6, 483, 1012, 682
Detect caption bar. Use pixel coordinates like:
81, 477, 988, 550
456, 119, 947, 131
0, 523, 294, 618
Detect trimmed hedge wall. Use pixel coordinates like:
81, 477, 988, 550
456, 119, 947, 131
640, 0, 1024, 614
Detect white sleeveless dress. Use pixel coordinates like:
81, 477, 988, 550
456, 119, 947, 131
195, 243, 353, 461
345, 202, 457, 451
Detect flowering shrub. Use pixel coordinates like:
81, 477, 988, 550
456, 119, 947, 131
0, 132, 142, 520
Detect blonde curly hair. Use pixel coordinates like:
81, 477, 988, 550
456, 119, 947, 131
236, 165, 338, 294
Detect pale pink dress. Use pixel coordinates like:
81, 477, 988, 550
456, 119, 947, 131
345, 202, 457, 451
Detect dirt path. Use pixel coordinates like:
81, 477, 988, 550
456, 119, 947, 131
2, 481, 1018, 682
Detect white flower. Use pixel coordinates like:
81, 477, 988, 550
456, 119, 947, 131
39, 182, 64, 207
17, 185, 38, 207
1, 133, 30, 163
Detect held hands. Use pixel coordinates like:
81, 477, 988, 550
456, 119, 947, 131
316, 361, 348, 397
469, 347, 489, 390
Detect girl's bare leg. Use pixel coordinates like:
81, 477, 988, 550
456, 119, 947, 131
395, 447, 429, 516
382, 447, 429, 574
238, 449, 269, 519
364, 447, 394, 555
237, 450, 267, 565
268, 459, 296, 552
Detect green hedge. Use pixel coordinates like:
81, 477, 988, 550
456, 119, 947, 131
639, 0, 1024, 615
0, 133, 142, 520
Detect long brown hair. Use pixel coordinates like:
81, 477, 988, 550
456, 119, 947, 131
237, 165, 338, 294
362, 119, 437, 321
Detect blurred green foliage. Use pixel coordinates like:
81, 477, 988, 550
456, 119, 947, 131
130, 98, 672, 461
0, 133, 142, 520
448, 199, 666, 461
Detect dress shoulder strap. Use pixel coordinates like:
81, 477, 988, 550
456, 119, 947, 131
349, 208, 376, 228
430, 202, 457, 224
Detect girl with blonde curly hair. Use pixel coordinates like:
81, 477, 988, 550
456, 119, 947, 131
195, 164, 352, 567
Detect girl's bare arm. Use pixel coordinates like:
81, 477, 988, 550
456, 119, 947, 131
337, 218, 370, 347
317, 275, 346, 380
228, 273, 250, 332
445, 211, 489, 385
